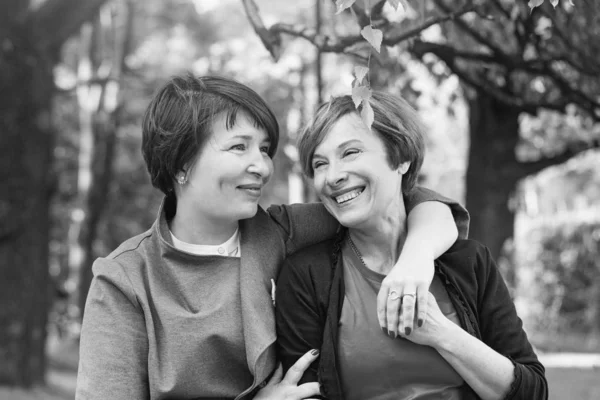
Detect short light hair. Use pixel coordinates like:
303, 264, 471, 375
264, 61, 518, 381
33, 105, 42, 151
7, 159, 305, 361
298, 91, 425, 193
141, 73, 279, 196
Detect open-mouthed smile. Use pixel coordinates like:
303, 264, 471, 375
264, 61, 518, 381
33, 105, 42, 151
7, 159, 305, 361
333, 187, 365, 204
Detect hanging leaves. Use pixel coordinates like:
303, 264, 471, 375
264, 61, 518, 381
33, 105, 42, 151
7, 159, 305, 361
361, 99, 374, 129
528, 0, 545, 9
528, 0, 576, 10
351, 85, 374, 129
352, 85, 372, 108
361, 25, 383, 53
354, 66, 370, 84
387, 0, 401, 10
387, 0, 410, 11
336, 0, 357, 15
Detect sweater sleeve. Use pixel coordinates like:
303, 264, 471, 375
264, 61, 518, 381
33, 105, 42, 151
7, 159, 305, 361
267, 186, 470, 256
476, 246, 548, 400
76, 258, 149, 400
275, 257, 324, 384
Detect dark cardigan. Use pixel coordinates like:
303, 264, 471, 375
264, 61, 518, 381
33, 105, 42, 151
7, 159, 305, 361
275, 237, 548, 400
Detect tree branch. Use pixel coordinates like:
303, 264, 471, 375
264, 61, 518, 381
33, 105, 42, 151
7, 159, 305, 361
520, 139, 600, 176
241, 0, 282, 61
27, 0, 107, 52
433, 0, 511, 63
383, 3, 476, 45
243, 0, 476, 56
411, 39, 569, 114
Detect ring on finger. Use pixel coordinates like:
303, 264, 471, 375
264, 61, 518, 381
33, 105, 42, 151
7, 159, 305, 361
402, 293, 416, 300
388, 290, 401, 301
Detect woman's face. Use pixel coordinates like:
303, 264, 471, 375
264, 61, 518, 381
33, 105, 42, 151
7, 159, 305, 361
177, 111, 274, 225
311, 113, 409, 229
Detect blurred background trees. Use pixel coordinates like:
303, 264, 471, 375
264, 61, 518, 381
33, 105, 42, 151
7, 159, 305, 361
0, 0, 598, 393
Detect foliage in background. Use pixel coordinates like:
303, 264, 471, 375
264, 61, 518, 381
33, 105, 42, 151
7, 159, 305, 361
520, 221, 600, 351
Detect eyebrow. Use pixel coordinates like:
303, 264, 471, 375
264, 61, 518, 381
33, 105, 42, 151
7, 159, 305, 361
313, 139, 362, 158
229, 134, 271, 143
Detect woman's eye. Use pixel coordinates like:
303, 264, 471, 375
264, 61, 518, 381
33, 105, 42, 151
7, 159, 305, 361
343, 149, 360, 158
230, 144, 246, 151
312, 161, 326, 169
260, 146, 270, 154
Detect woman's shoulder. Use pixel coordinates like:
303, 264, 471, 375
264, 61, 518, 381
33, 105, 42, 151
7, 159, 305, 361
91, 227, 156, 287
437, 239, 494, 278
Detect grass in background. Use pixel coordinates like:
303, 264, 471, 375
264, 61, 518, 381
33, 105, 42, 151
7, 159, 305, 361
547, 367, 600, 400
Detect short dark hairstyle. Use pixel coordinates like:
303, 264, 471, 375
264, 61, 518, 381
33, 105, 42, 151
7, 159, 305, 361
298, 91, 425, 193
141, 73, 279, 195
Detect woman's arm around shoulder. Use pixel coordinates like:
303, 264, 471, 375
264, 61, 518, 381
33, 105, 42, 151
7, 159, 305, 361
76, 257, 149, 400
379, 186, 468, 336
266, 202, 339, 255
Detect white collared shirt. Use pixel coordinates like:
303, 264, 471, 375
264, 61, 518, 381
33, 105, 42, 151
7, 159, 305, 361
169, 228, 240, 257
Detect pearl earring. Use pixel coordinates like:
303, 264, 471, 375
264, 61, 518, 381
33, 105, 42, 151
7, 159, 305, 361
177, 173, 187, 185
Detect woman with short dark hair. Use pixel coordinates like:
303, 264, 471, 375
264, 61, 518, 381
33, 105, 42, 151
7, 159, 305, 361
277, 92, 548, 399
76, 75, 469, 400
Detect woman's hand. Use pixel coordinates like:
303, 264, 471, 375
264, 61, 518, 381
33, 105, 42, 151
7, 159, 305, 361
254, 350, 320, 400
377, 242, 435, 338
396, 291, 453, 349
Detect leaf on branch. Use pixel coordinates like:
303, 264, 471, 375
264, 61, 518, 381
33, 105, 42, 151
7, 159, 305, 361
336, 0, 357, 15
528, 0, 545, 10
387, 0, 410, 12
361, 25, 383, 53
354, 66, 370, 84
387, 0, 400, 10
361, 99, 374, 129
352, 85, 372, 108
550, 0, 559, 7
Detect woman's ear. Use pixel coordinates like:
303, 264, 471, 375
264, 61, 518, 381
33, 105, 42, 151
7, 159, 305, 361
398, 161, 411, 175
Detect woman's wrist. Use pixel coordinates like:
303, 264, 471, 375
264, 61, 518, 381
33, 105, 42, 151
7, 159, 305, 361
433, 318, 465, 354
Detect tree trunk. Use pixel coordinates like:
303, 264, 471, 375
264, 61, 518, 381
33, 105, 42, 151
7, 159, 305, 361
465, 90, 522, 288
75, 1, 133, 317
0, 33, 56, 387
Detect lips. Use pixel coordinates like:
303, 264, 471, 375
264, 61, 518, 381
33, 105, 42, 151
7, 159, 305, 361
237, 183, 263, 197
237, 183, 262, 190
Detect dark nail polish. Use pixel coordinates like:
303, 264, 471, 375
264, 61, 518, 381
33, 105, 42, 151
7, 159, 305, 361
405, 327, 412, 336
311, 349, 319, 356
388, 331, 395, 339
418, 319, 423, 327
382, 327, 388, 335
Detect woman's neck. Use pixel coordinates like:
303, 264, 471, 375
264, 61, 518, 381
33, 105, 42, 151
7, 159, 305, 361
169, 203, 238, 246
348, 200, 407, 275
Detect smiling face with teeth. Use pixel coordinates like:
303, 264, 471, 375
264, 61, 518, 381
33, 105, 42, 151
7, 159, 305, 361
311, 113, 410, 230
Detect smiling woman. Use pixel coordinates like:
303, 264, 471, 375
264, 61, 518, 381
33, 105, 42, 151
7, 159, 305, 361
276, 91, 547, 400
75, 74, 470, 400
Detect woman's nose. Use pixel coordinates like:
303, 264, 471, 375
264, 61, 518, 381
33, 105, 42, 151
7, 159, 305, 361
247, 150, 271, 179
325, 163, 347, 188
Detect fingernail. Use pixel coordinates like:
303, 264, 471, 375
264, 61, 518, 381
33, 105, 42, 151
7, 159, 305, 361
418, 319, 423, 327
381, 327, 388, 335
311, 349, 319, 356
405, 327, 412, 336
388, 331, 395, 339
